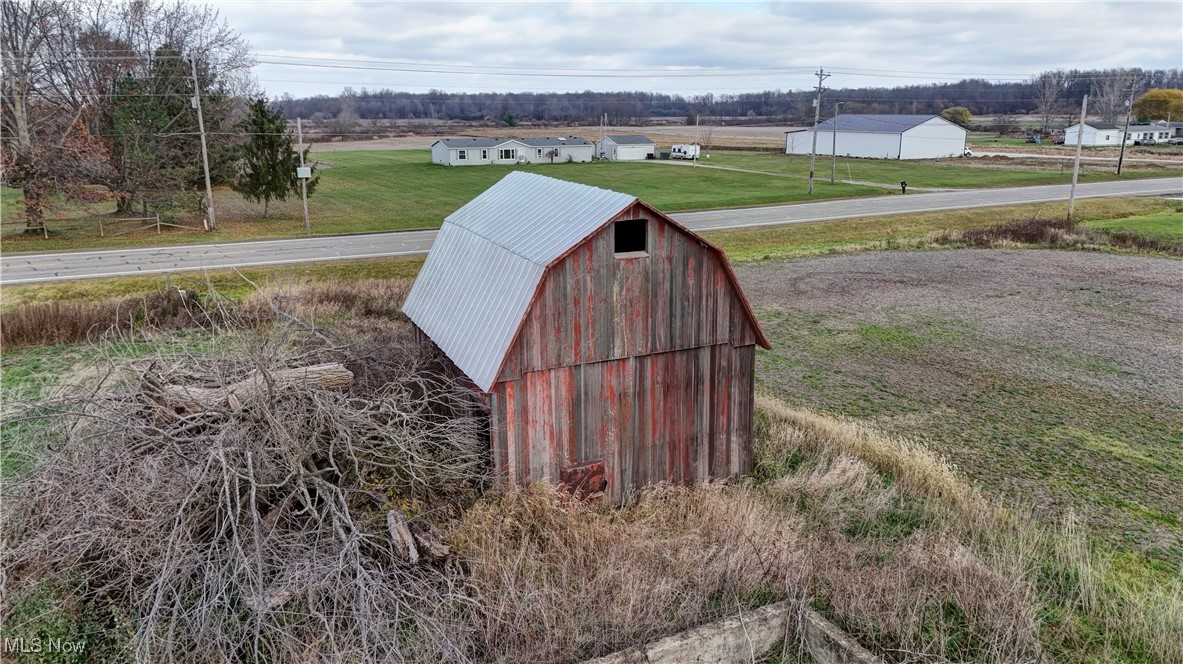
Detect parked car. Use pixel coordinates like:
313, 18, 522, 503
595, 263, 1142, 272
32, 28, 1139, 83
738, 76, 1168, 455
1169, 138, 1183, 146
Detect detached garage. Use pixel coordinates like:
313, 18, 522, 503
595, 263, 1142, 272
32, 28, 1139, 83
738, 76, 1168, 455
596, 135, 656, 161
786, 114, 968, 160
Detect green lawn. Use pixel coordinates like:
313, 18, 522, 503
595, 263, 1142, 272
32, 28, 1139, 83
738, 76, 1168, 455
702, 151, 1179, 189
1084, 208, 1183, 240
0, 150, 883, 252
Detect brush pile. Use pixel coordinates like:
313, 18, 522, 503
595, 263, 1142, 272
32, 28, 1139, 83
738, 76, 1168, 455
2, 319, 489, 662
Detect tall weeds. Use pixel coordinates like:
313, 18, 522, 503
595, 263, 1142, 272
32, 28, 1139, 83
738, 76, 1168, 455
929, 215, 1183, 255
754, 393, 1183, 663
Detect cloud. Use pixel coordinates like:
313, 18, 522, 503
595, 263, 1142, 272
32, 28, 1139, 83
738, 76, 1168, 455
209, 1, 1183, 98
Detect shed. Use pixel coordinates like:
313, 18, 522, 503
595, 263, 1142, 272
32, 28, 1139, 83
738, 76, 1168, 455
596, 134, 657, 161
402, 172, 770, 501
786, 114, 967, 160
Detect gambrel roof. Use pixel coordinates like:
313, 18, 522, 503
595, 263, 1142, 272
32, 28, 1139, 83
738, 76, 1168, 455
403, 172, 636, 391
402, 172, 768, 391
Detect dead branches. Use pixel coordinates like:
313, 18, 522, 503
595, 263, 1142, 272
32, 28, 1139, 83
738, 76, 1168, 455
2, 321, 488, 663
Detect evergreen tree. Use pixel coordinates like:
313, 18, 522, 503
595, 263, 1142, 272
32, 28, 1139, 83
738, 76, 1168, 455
231, 98, 317, 218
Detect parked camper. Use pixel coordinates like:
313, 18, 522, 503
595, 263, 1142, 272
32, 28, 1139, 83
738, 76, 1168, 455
670, 144, 700, 160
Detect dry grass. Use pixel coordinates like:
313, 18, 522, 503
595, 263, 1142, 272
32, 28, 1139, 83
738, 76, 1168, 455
3, 279, 1180, 663
453, 484, 808, 663
930, 215, 1183, 255
753, 394, 1183, 663
0, 277, 414, 351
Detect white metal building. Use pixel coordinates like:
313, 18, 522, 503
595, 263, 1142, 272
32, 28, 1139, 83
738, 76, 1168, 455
595, 135, 656, 161
785, 114, 968, 160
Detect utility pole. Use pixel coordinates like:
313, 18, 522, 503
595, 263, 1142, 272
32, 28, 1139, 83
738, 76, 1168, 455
830, 101, 844, 184
190, 56, 216, 231
1116, 93, 1133, 175
1068, 94, 1088, 222
297, 117, 311, 236
807, 67, 830, 196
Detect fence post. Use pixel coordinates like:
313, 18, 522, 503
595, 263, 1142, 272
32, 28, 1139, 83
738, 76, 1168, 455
156, 214, 161, 234
99, 218, 105, 237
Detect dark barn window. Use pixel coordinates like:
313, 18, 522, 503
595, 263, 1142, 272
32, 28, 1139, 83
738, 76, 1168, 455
614, 219, 647, 256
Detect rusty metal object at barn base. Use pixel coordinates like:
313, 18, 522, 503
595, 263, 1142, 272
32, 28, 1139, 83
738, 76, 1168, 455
402, 171, 770, 503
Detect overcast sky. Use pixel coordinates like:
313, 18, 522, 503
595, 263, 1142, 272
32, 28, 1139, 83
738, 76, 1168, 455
209, 1, 1183, 99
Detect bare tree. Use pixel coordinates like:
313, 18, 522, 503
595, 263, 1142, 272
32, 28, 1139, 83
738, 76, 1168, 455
2, 0, 254, 227
330, 85, 360, 134
1092, 69, 1140, 123
1030, 70, 1068, 132
0, 0, 90, 231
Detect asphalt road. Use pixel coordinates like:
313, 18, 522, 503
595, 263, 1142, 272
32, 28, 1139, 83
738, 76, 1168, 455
2, 178, 1179, 285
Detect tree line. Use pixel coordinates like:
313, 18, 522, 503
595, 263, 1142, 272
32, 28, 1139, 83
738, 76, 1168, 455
277, 68, 1182, 130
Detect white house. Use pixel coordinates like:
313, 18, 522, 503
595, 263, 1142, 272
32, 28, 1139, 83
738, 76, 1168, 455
595, 134, 656, 161
1062, 123, 1125, 147
431, 136, 594, 166
1125, 123, 1173, 144
785, 114, 968, 160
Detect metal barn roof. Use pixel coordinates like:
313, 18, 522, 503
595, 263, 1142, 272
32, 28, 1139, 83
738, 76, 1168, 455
402, 172, 636, 391
601, 135, 655, 145
815, 114, 960, 134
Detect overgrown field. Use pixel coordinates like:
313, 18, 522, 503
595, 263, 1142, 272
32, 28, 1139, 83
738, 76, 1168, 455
2, 279, 1179, 662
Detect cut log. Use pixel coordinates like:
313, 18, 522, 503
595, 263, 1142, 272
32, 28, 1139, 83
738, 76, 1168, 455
156, 362, 353, 412
387, 509, 419, 564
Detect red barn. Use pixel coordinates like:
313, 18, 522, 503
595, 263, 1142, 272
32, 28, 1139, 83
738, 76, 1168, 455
403, 172, 769, 501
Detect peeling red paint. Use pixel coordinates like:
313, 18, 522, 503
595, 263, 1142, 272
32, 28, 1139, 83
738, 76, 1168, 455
484, 201, 763, 503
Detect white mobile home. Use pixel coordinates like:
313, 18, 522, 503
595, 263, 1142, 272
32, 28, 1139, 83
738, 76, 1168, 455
431, 137, 594, 166
1062, 123, 1125, 147
595, 135, 656, 161
1125, 123, 1173, 144
786, 114, 967, 160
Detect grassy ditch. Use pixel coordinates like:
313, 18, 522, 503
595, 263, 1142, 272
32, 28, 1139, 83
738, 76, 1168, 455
706, 197, 1179, 262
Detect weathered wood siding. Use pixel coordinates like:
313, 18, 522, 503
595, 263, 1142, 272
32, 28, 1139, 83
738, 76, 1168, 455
487, 202, 762, 501
489, 343, 755, 502
497, 203, 757, 382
